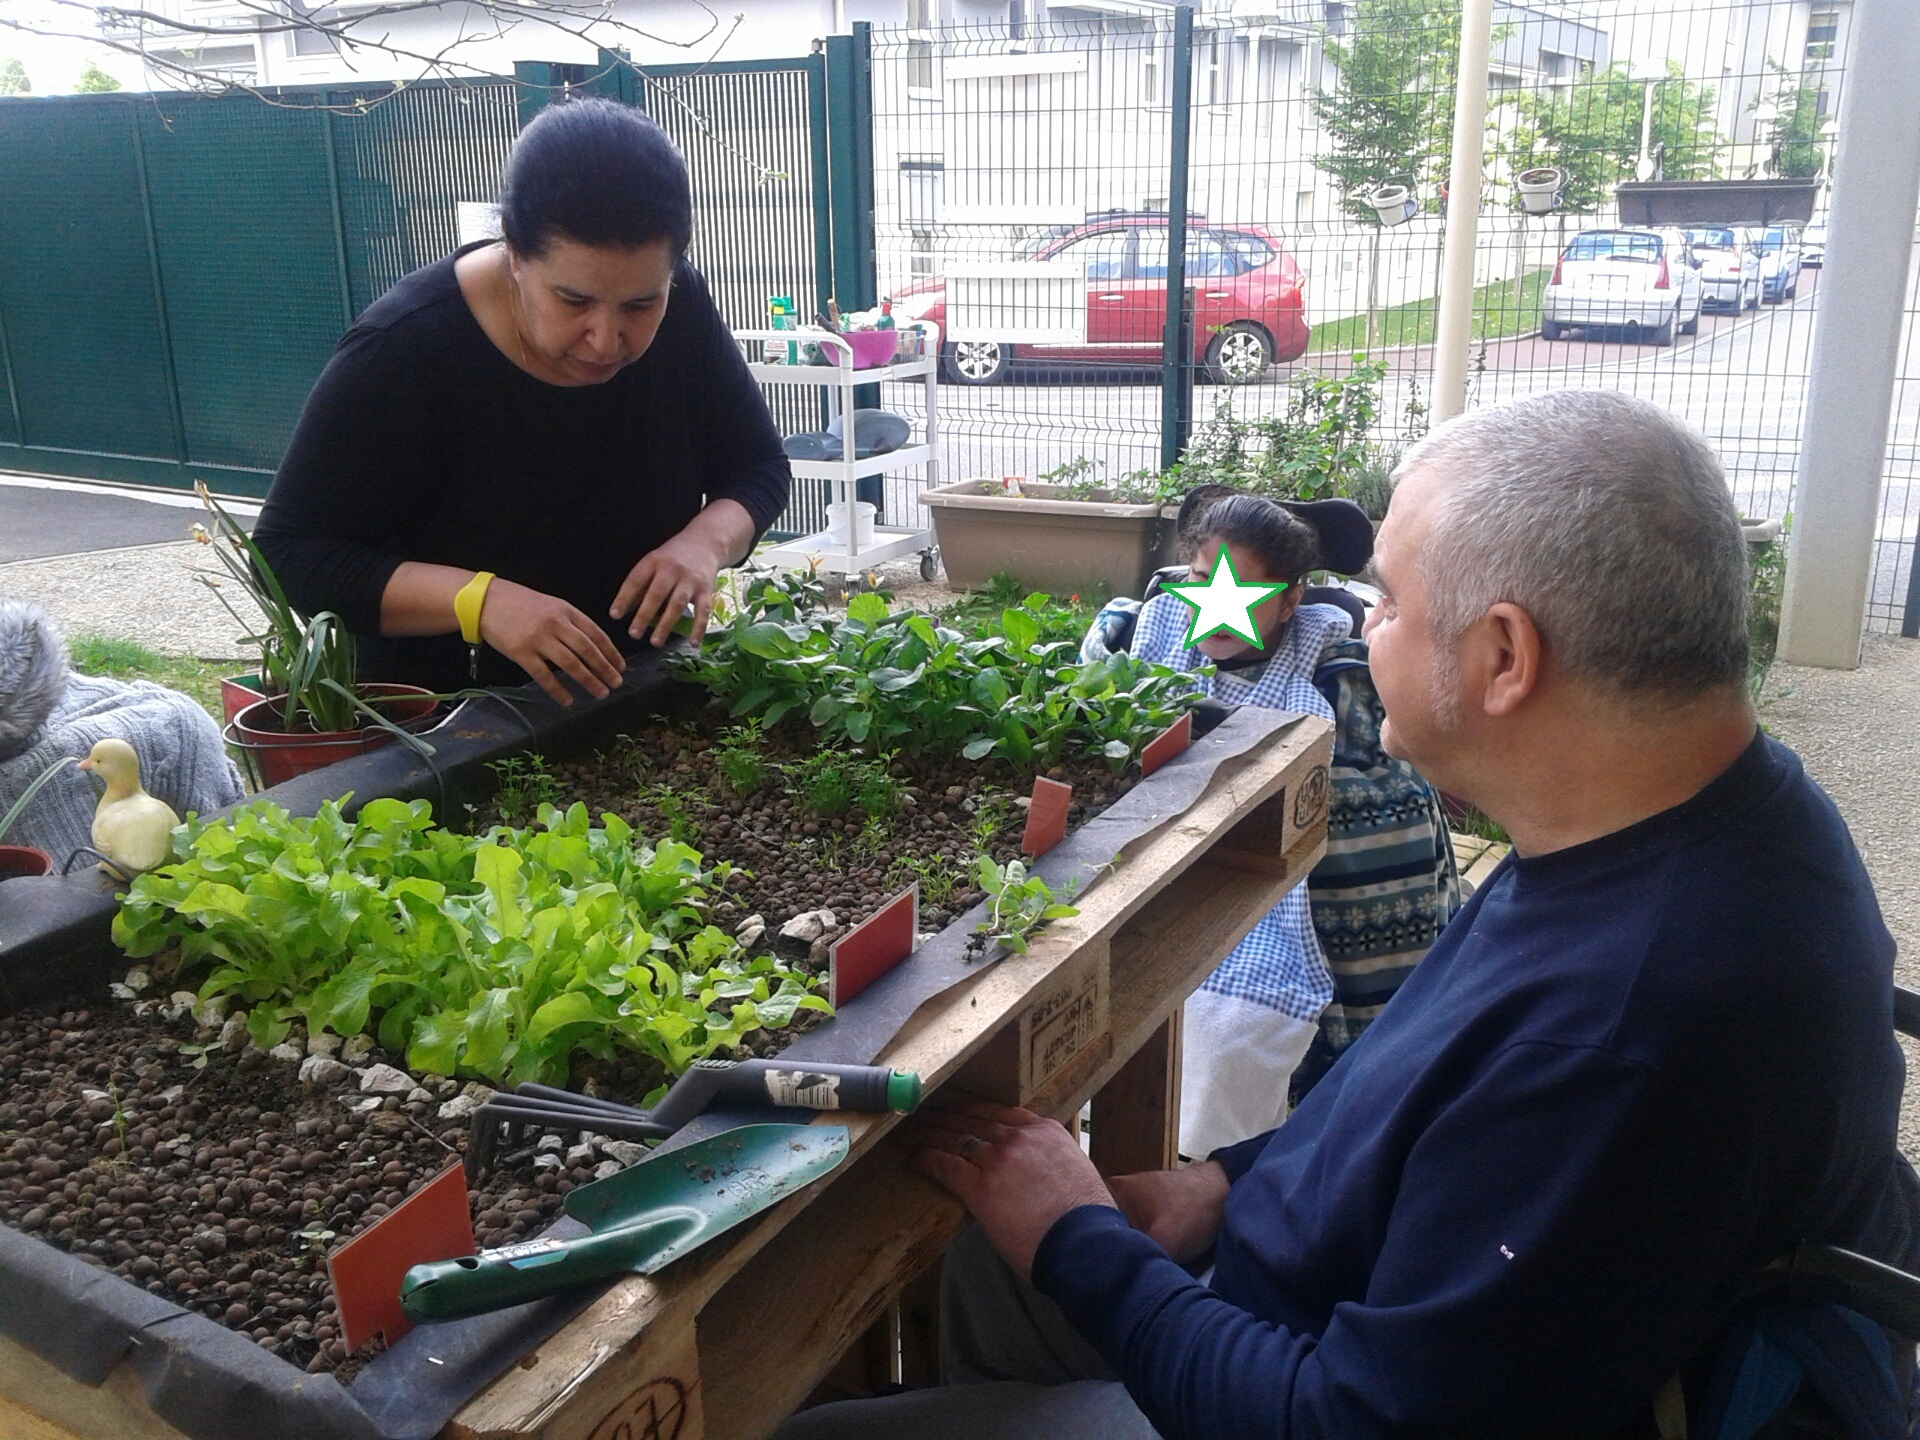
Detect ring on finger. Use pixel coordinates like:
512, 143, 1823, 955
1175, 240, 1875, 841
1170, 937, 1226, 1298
958, 1134, 987, 1162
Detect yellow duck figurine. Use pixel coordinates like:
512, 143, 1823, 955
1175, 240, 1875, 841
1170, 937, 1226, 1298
77, 738, 180, 875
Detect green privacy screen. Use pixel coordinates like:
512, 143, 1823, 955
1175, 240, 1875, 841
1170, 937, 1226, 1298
0, 82, 518, 494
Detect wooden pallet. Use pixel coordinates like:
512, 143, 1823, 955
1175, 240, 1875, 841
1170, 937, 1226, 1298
0, 715, 1332, 1440
447, 715, 1331, 1440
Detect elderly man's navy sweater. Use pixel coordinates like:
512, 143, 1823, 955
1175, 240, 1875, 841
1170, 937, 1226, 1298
1034, 732, 1919, 1438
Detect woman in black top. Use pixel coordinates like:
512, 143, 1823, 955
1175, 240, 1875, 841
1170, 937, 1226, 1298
254, 99, 791, 703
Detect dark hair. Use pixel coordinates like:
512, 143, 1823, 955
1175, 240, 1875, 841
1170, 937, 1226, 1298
1182, 490, 1320, 585
499, 98, 693, 259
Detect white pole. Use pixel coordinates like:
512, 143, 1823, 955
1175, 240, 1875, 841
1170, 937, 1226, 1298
1636, 81, 1656, 182
1776, 0, 1920, 667
1430, 0, 1495, 423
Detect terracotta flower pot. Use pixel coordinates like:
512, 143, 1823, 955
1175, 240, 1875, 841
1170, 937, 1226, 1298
0, 845, 54, 881
230, 684, 439, 789
219, 674, 270, 727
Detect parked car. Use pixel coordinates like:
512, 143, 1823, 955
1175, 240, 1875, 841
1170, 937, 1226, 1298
1756, 225, 1804, 302
1799, 223, 1827, 267
1540, 227, 1705, 346
889, 213, 1310, 386
1683, 226, 1761, 311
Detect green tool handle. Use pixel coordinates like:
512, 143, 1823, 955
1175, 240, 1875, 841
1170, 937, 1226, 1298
400, 1219, 679, 1322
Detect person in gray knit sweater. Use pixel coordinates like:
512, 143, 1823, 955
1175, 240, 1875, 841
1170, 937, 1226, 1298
0, 599, 242, 868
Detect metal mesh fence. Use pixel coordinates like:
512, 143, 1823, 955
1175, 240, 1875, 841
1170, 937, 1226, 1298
869, 2, 1916, 635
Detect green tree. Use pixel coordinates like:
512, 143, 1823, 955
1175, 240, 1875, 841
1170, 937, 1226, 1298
1310, 0, 1462, 350
75, 62, 121, 93
1502, 61, 1721, 212
0, 57, 28, 95
1761, 68, 1825, 179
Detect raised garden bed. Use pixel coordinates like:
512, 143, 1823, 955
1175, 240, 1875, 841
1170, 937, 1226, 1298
0, 578, 1335, 1440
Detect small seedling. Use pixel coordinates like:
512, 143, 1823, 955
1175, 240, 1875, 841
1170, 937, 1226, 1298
971, 855, 1079, 955
713, 721, 768, 796
642, 782, 704, 844
968, 793, 1017, 852
489, 754, 563, 825
605, 734, 655, 791
889, 852, 959, 908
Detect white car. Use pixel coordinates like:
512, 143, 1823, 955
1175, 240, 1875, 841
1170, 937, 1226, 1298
1683, 227, 1760, 311
1541, 227, 1705, 346
1800, 223, 1827, 267
1756, 225, 1804, 303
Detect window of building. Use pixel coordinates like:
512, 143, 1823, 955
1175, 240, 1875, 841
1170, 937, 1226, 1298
900, 158, 942, 228
1143, 49, 1161, 106
288, 9, 339, 56
1806, 11, 1838, 62
1816, 85, 1831, 118
907, 0, 936, 93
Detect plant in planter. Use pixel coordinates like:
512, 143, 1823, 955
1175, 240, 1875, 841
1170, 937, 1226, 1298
0, 755, 75, 880
189, 483, 436, 786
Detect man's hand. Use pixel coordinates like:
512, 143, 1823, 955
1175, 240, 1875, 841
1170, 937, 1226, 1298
611, 499, 757, 649
479, 578, 626, 706
1107, 1162, 1230, 1265
914, 1100, 1119, 1281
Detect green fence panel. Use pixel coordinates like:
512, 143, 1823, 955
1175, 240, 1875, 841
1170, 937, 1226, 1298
329, 82, 519, 314
135, 96, 348, 481
0, 98, 178, 463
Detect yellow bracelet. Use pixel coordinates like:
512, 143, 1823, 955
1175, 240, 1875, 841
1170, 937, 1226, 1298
454, 571, 495, 646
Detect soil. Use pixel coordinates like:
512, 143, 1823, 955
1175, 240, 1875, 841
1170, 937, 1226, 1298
0, 705, 1144, 1383
484, 711, 1137, 940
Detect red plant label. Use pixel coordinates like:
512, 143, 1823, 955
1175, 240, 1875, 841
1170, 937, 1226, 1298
328, 1159, 474, 1351
1140, 711, 1194, 777
1021, 777, 1073, 858
830, 885, 919, 1006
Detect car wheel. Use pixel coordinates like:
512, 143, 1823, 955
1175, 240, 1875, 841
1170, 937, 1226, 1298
1648, 316, 1674, 346
1745, 281, 1759, 311
942, 340, 1013, 385
1680, 303, 1700, 336
1786, 275, 1799, 299
1205, 322, 1274, 384
1541, 318, 1566, 341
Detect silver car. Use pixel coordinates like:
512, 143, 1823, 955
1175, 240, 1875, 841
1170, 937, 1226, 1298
1542, 227, 1705, 346
1683, 227, 1761, 311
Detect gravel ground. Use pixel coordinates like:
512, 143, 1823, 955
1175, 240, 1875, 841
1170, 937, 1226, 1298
0, 540, 258, 660
1762, 635, 1920, 1160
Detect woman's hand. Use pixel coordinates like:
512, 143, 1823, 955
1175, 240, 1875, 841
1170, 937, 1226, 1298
612, 499, 757, 648
1106, 1162, 1230, 1265
480, 578, 626, 706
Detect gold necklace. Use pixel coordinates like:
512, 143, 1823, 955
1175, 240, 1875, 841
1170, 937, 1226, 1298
504, 251, 534, 373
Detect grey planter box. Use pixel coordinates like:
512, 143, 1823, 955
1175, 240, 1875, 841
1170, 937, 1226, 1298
922, 481, 1176, 596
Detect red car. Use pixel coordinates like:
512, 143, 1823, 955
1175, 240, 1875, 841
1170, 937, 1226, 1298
889, 213, 1310, 385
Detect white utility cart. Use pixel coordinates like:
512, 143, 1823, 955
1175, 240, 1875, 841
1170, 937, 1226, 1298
739, 326, 940, 583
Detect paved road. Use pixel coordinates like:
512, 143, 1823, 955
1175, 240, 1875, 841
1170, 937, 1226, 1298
875, 264, 1917, 628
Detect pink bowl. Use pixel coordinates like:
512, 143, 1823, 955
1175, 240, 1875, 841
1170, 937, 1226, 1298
845, 329, 899, 369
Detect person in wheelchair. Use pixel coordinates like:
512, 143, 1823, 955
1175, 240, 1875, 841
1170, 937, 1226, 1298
777, 391, 1920, 1440
1078, 486, 1459, 1157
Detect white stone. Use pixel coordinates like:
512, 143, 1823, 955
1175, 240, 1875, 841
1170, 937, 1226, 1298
597, 1140, 648, 1167
306, 1032, 342, 1058
427, 1075, 458, 1098
461, 1080, 495, 1104
108, 983, 135, 1001
593, 1159, 623, 1180
158, 1084, 184, 1104
193, 997, 229, 1030
122, 966, 153, 994
268, 1043, 304, 1065
531, 1152, 564, 1170
218, 1013, 250, 1052
436, 1094, 481, 1122
357, 1063, 415, 1095
162, 992, 198, 1022
300, 1055, 349, 1087
406, 1087, 433, 1104
80, 1088, 110, 1104
347, 1095, 383, 1113
564, 1142, 597, 1168
340, 1034, 375, 1064
132, 1000, 156, 1018
734, 913, 767, 948
534, 1134, 564, 1153
779, 908, 837, 944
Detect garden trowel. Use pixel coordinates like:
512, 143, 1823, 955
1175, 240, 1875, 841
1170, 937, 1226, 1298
398, 1123, 849, 1322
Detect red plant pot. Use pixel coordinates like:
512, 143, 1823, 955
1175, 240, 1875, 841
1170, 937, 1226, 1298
220, 674, 270, 727
230, 684, 439, 789
0, 845, 55, 881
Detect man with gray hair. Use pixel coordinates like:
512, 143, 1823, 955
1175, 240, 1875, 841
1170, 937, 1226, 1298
778, 391, 1919, 1439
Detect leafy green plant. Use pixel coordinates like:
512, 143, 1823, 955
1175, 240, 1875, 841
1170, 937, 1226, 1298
968, 792, 1017, 852
888, 852, 961, 908
1747, 519, 1790, 702
642, 782, 705, 844
678, 583, 1199, 772
489, 754, 564, 825
971, 856, 1079, 955
111, 797, 829, 1085
712, 721, 769, 796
